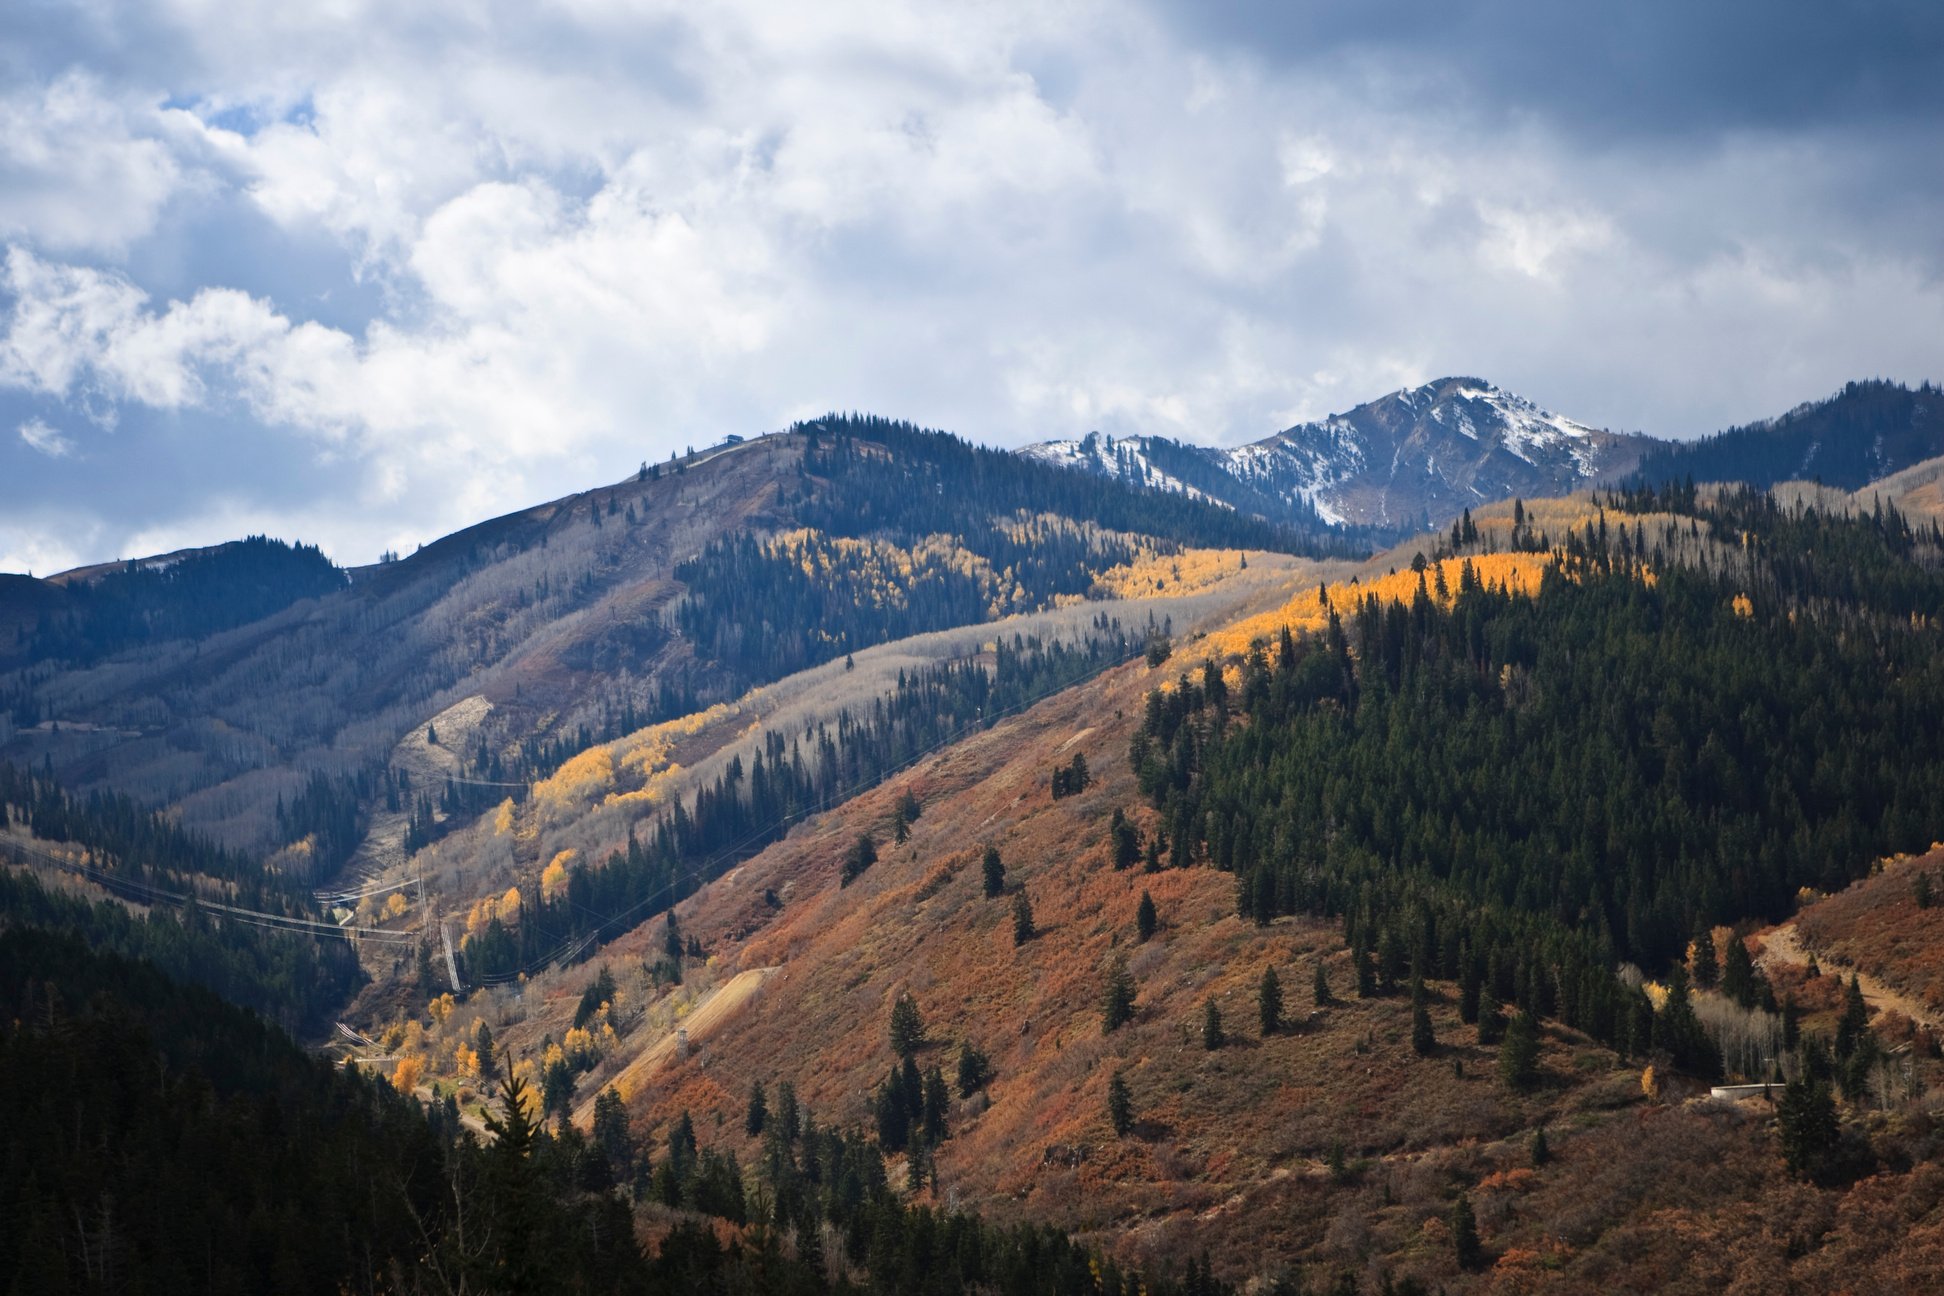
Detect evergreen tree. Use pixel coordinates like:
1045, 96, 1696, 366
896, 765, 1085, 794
1917, 870, 1934, 910
1690, 930, 1719, 989
955, 1042, 992, 1097
746, 1080, 768, 1137
775, 1080, 801, 1143
1203, 999, 1226, 1050
1476, 986, 1504, 1045
1410, 973, 1435, 1056
982, 844, 1006, 898
1782, 995, 1802, 1051
1103, 957, 1137, 1033
592, 1087, 637, 1184
1012, 890, 1036, 946
922, 1066, 950, 1144
1530, 1126, 1551, 1166
1778, 1072, 1841, 1181
1313, 960, 1331, 1006
1721, 935, 1759, 1009
1500, 1010, 1541, 1090
1836, 975, 1871, 1060
1354, 932, 1377, 999
1110, 809, 1141, 871
1450, 1191, 1481, 1269
889, 992, 926, 1057
1458, 952, 1481, 1024
1136, 890, 1158, 942
1107, 1069, 1133, 1136
1259, 965, 1283, 1036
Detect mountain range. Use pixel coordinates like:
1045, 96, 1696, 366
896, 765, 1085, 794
1020, 376, 1943, 533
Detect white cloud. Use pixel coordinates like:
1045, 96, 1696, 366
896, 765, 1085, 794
0, 0, 1938, 568
17, 417, 73, 457
0, 73, 183, 255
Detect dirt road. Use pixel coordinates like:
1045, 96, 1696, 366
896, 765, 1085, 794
1758, 921, 1936, 1031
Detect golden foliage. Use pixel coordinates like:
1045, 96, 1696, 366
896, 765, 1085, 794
1093, 548, 1251, 600
1641, 1064, 1661, 1101
497, 886, 523, 925
1199, 554, 1553, 663
541, 851, 574, 902
494, 797, 516, 836
1641, 981, 1670, 1012
384, 892, 409, 918
391, 1056, 423, 1093
454, 1041, 479, 1076
1732, 593, 1754, 618
428, 993, 456, 1024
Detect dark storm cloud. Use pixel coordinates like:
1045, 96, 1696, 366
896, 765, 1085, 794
1161, 1, 1944, 143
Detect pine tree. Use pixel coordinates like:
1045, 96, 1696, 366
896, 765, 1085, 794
1778, 1072, 1840, 1181
1721, 935, 1759, 1008
921, 1066, 950, 1144
745, 1081, 768, 1137
1202, 999, 1225, 1050
1450, 1191, 1481, 1269
776, 1080, 801, 1143
982, 844, 1005, 898
1012, 890, 1036, 946
1690, 930, 1719, 989
1917, 869, 1934, 909
1103, 957, 1136, 1033
1500, 1010, 1541, 1090
1410, 973, 1435, 1056
1530, 1126, 1551, 1166
1313, 960, 1331, 1006
482, 1072, 544, 1288
591, 1086, 637, 1185
1110, 809, 1140, 871
1458, 952, 1481, 1024
1136, 890, 1158, 942
1259, 965, 1283, 1037
1782, 994, 1801, 1051
1107, 1069, 1133, 1136
1476, 987, 1504, 1045
1836, 975, 1870, 1060
889, 992, 926, 1057
955, 1042, 992, 1097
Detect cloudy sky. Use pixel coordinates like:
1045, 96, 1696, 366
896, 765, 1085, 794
2, 1, 1940, 572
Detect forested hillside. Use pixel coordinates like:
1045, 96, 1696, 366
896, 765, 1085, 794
375, 482, 1944, 1292
0, 421, 1348, 882
0, 761, 366, 1032
0, 922, 1228, 1295
1629, 379, 1944, 490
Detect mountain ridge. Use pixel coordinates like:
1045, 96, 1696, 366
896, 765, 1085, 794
1019, 376, 1658, 533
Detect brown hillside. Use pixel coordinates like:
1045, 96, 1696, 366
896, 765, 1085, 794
526, 645, 1944, 1290
349, 497, 1944, 1291
1790, 846, 1944, 1023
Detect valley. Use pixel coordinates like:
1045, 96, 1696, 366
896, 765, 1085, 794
8, 399, 1944, 1293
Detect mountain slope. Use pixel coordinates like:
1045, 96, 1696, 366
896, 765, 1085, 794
0, 420, 1353, 880
392, 485, 1944, 1289
1022, 377, 1658, 532
1630, 379, 1944, 490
